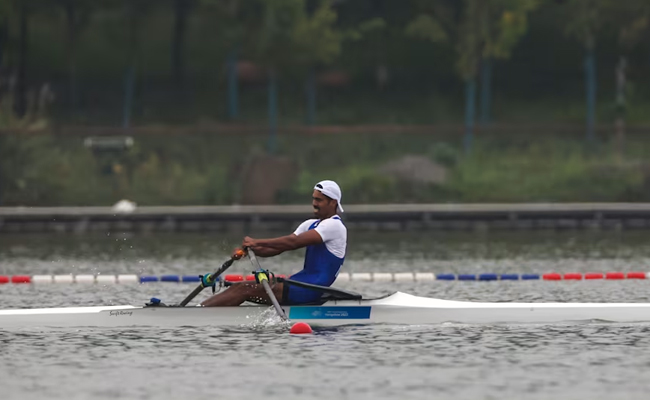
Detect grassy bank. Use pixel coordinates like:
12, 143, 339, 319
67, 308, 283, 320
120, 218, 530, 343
1, 129, 649, 206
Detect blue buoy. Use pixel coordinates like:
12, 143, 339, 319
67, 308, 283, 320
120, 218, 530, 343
160, 275, 180, 283
521, 274, 540, 280
436, 274, 456, 280
500, 274, 519, 280
139, 276, 158, 283
458, 274, 476, 281
478, 273, 498, 281
182, 275, 201, 283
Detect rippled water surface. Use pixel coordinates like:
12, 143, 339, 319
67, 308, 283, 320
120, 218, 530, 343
3, 231, 650, 400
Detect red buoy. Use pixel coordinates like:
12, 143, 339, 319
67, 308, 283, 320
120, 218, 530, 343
224, 274, 243, 282
627, 272, 646, 279
563, 273, 582, 280
0, 276, 9, 284
11, 275, 31, 284
290, 322, 313, 334
543, 273, 561, 281
606, 272, 625, 280
585, 273, 603, 280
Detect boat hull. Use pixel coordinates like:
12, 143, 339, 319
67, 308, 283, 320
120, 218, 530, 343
1, 292, 650, 329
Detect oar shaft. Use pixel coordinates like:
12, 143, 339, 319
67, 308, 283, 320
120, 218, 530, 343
261, 278, 287, 320
248, 249, 287, 320
178, 257, 236, 307
179, 285, 205, 307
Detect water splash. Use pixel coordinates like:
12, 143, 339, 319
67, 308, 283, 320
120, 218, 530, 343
247, 307, 291, 330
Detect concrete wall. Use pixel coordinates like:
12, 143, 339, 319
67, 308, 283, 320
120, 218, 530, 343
3, 203, 650, 233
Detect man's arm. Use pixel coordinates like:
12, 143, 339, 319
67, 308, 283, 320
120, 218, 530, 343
247, 246, 284, 258
244, 230, 323, 256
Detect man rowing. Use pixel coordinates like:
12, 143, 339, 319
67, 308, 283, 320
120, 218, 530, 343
201, 180, 347, 307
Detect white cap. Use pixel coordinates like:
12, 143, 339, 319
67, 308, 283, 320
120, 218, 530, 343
314, 180, 344, 213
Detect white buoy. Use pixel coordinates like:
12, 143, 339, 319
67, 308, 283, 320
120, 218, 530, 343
112, 200, 137, 214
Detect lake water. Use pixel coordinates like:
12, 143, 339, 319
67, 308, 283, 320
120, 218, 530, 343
2, 231, 650, 400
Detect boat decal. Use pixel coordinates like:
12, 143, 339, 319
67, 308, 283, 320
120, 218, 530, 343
108, 310, 133, 317
289, 306, 371, 319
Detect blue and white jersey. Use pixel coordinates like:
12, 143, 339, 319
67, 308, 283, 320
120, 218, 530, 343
290, 215, 346, 287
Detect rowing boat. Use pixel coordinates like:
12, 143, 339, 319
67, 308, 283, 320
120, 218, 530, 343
1, 292, 650, 329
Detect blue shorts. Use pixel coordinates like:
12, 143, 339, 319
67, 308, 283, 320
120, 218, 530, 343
282, 283, 323, 305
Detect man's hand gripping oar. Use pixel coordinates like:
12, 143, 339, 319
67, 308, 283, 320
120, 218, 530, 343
178, 248, 246, 307
247, 249, 288, 320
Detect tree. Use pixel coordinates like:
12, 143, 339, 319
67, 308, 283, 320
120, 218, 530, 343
407, 0, 537, 152
562, 0, 609, 144
243, 0, 341, 151
199, 0, 254, 121
605, 0, 649, 159
293, 0, 341, 125
55, 0, 94, 117
171, 0, 194, 93
341, 0, 419, 93
354, 15, 389, 92
117, 0, 158, 128
476, 0, 538, 125
13, 0, 28, 118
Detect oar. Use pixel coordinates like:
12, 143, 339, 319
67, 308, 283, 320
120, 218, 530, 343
247, 249, 288, 320
178, 249, 245, 307
247, 249, 313, 334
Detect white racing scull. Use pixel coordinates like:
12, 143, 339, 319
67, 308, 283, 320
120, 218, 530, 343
1, 292, 650, 329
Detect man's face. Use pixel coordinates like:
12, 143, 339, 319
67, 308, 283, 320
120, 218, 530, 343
312, 190, 336, 219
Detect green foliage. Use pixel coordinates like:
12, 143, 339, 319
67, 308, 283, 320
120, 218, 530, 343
408, 0, 539, 80
199, 0, 250, 49
458, 0, 539, 77
0, 134, 98, 205
448, 139, 643, 202
455, 0, 483, 79
292, 1, 342, 66
242, 0, 342, 71
487, 0, 538, 59
429, 142, 459, 168
0, 0, 649, 126
405, 14, 447, 43
605, 0, 650, 50
619, 15, 649, 48
357, 17, 387, 34
6, 130, 650, 206
563, 0, 609, 49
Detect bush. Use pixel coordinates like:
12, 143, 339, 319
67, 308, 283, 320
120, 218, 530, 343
429, 142, 459, 167
2, 131, 649, 206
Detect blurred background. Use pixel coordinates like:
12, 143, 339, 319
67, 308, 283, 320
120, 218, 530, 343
1, 0, 650, 207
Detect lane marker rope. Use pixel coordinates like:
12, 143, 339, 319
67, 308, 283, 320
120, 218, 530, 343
1, 272, 649, 284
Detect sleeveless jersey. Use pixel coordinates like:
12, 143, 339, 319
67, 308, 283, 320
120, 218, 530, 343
287, 216, 346, 303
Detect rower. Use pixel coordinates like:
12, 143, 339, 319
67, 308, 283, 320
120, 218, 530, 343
201, 180, 347, 307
